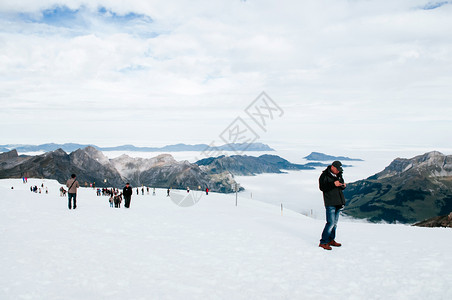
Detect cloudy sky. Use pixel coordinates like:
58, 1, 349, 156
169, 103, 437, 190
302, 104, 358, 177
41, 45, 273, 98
1, 0, 451, 151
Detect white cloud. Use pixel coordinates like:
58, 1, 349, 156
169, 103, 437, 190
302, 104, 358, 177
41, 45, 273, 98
0, 0, 451, 150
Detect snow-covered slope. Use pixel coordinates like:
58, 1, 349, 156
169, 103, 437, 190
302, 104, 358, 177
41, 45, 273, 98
1, 179, 451, 300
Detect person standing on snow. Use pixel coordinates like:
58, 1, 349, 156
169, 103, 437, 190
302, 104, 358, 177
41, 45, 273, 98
318, 161, 346, 250
123, 183, 133, 208
66, 174, 80, 210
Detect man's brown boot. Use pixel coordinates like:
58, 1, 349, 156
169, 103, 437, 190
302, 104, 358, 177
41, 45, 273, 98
328, 240, 342, 247
319, 243, 332, 250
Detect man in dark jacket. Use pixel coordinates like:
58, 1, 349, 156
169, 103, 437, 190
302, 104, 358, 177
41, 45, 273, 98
123, 183, 133, 208
318, 161, 346, 250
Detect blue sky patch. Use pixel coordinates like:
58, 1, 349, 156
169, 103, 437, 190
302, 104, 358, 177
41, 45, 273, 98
97, 7, 153, 24
15, 6, 84, 28
422, 1, 450, 10
13, 5, 154, 37
119, 64, 149, 73
42, 6, 80, 26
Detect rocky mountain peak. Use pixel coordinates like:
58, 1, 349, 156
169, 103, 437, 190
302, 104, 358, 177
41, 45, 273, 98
48, 148, 67, 156
0, 149, 19, 161
423, 150, 444, 158
116, 154, 131, 160
71, 146, 111, 165
375, 151, 452, 179
109, 153, 183, 185
82, 145, 99, 154
344, 151, 452, 223
412, 151, 445, 166
39, 148, 67, 158
84, 146, 110, 164
153, 154, 177, 165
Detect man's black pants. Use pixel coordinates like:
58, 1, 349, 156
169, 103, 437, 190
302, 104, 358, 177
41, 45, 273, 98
124, 196, 131, 208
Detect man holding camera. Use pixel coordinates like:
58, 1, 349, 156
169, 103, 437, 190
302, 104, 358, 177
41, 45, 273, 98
318, 161, 346, 250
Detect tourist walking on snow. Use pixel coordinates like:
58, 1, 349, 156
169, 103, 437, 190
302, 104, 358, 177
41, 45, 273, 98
109, 195, 114, 207
113, 192, 122, 208
318, 161, 346, 250
66, 174, 80, 210
123, 183, 133, 208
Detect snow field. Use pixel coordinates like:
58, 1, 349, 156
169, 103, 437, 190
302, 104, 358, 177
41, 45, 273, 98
1, 179, 451, 300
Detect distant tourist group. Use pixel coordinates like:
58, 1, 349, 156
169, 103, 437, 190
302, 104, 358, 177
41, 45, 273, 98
63, 174, 206, 210
29, 182, 48, 194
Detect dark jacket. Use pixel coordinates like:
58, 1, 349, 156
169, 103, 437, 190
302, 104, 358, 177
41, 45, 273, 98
319, 166, 346, 207
123, 186, 133, 198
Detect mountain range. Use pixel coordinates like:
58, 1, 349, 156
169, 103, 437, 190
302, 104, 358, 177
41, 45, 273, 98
196, 154, 314, 176
6, 146, 450, 223
0, 147, 320, 193
0, 142, 274, 153
304, 152, 363, 161
343, 151, 452, 223
0, 147, 240, 193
